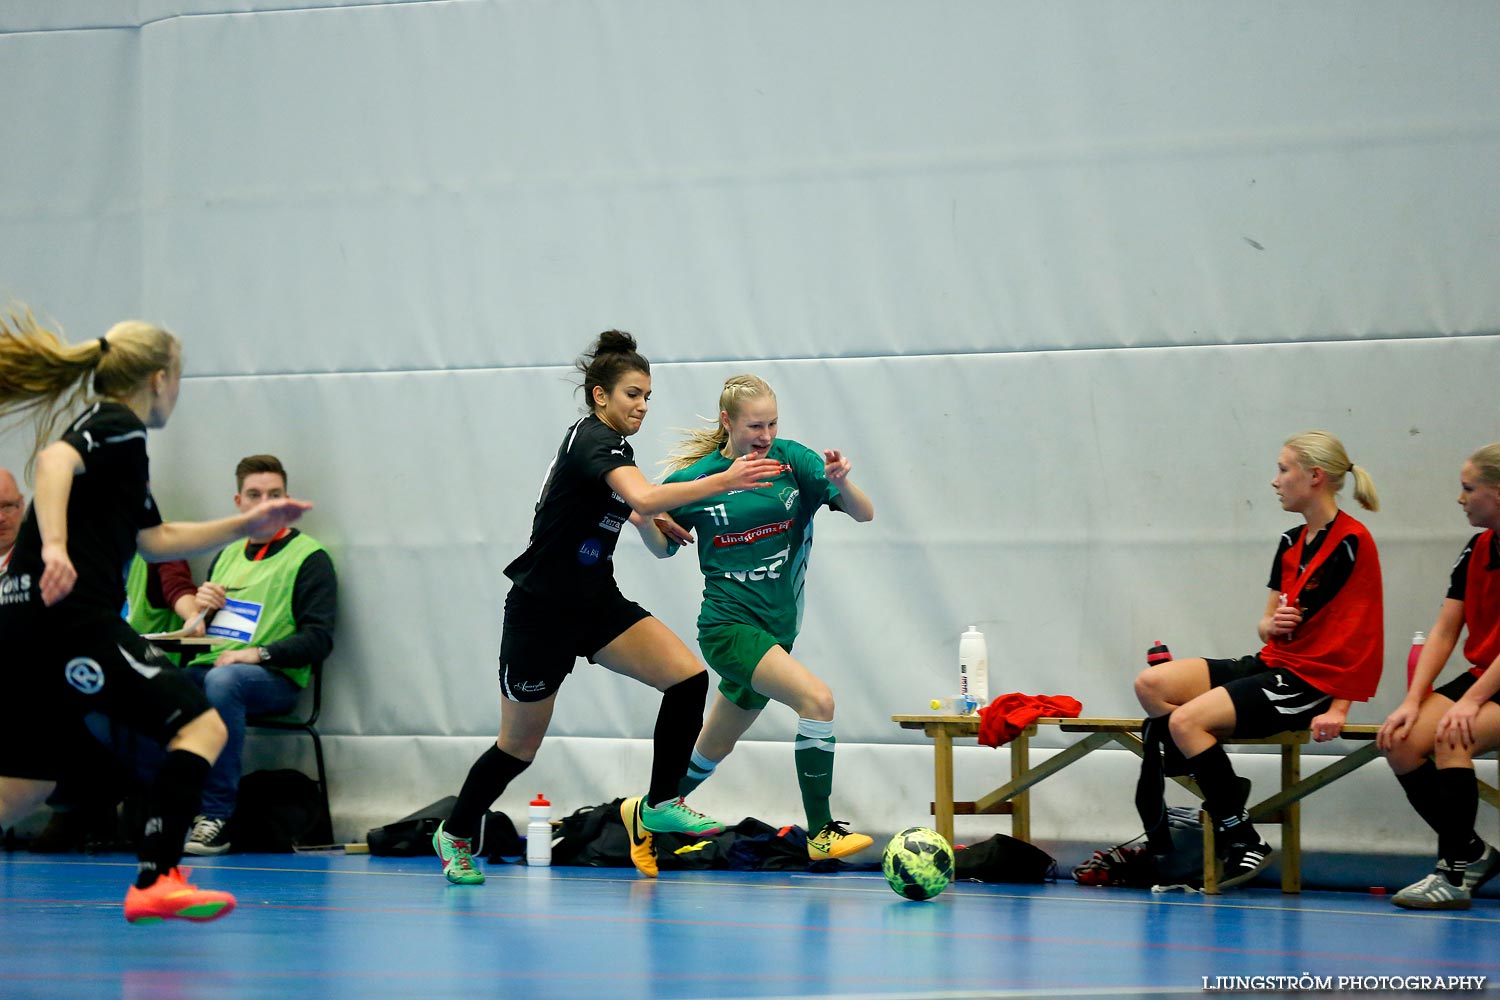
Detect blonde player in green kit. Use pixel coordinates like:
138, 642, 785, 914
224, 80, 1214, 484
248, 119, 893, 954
634, 375, 877, 864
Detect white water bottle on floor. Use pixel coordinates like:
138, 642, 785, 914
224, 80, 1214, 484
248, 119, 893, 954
527, 793, 552, 867
960, 626, 989, 710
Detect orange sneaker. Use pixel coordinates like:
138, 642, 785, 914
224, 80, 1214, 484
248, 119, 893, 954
125, 867, 237, 924
620, 796, 658, 878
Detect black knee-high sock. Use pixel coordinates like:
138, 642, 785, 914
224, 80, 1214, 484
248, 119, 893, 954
1435, 766, 1482, 876
1136, 715, 1172, 853
649, 671, 708, 807
1396, 759, 1445, 835
136, 749, 211, 889
1186, 742, 1257, 845
448, 745, 530, 840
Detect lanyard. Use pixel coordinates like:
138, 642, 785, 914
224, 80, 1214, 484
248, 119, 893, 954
251, 527, 289, 563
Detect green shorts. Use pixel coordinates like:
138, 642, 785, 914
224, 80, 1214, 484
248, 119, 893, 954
697, 623, 792, 711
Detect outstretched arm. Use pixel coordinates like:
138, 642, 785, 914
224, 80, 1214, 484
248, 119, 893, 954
138, 497, 313, 562
605, 457, 782, 517
823, 449, 874, 522
630, 511, 692, 559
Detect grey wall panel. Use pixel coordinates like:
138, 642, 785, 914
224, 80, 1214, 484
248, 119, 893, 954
4, 0, 1500, 853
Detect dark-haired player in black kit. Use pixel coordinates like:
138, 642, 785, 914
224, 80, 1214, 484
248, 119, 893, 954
0, 309, 311, 923
432, 331, 783, 883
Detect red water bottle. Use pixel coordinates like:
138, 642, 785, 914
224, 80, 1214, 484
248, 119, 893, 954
1407, 631, 1428, 694
1146, 640, 1172, 667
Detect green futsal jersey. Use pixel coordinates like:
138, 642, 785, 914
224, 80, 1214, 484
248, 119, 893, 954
666, 438, 842, 640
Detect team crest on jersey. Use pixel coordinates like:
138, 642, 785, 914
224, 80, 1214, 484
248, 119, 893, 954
778, 487, 800, 510
713, 519, 792, 548
65, 657, 106, 695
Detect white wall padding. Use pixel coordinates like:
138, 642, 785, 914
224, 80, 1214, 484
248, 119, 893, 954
3, 1, 1500, 852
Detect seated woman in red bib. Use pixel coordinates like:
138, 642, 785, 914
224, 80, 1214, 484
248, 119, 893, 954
1378, 444, 1500, 911
1133, 430, 1383, 889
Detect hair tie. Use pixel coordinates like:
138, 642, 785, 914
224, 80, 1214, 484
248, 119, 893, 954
97, 337, 110, 354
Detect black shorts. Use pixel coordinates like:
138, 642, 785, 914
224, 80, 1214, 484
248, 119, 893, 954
497, 584, 651, 702
1205, 654, 1334, 739
0, 607, 212, 781
1434, 670, 1500, 706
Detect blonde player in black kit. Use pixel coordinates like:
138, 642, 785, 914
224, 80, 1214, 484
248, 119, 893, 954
0, 309, 311, 923
432, 331, 783, 884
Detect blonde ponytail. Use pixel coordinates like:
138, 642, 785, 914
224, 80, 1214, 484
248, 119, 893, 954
1, 307, 178, 474
1283, 430, 1379, 512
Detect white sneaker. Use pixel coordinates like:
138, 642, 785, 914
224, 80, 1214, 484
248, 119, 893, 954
1392, 871, 1471, 911
183, 815, 231, 857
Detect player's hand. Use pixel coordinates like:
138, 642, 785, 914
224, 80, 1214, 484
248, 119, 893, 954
1309, 710, 1345, 743
39, 541, 77, 606
1376, 702, 1420, 751
653, 514, 695, 546
243, 497, 312, 538
823, 449, 853, 485
214, 647, 263, 668
195, 581, 228, 612
1267, 603, 1302, 638
722, 456, 784, 491
1436, 700, 1480, 750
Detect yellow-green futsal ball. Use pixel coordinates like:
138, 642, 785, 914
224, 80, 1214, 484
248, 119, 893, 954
882, 827, 955, 900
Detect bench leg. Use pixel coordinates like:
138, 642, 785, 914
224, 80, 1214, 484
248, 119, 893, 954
1010, 727, 1031, 843
1281, 742, 1301, 893
933, 726, 955, 846
1202, 811, 1219, 894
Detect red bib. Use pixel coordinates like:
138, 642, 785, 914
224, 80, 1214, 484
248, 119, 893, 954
1259, 511, 1384, 701
1464, 530, 1500, 678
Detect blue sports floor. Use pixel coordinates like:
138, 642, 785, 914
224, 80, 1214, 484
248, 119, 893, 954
2, 853, 1496, 1000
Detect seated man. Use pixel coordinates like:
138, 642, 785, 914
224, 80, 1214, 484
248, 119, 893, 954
0, 466, 22, 573
183, 454, 337, 855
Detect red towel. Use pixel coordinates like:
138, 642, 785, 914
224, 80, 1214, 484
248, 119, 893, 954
977, 693, 1083, 747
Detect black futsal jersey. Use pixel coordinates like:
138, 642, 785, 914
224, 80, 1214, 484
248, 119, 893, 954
504, 414, 636, 599
3, 402, 162, 622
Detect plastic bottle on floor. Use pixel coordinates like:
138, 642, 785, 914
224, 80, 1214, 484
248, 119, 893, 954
527, 794, 552, 867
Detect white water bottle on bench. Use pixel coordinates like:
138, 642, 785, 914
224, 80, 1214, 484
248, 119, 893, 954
960, 626, 989, 711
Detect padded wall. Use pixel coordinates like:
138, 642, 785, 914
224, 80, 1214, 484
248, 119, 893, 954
3, 0, 1499, 851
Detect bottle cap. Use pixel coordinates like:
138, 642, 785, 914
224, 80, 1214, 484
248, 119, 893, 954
531, 793, 550, 807
1412, 631, 1426, 643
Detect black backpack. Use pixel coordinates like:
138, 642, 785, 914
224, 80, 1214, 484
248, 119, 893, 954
232, 769, 330, 852
954, 834, 1058, 883
365, 796, 521, 861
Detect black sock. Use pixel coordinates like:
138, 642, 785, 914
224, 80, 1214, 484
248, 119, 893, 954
648, 671, 708, 807
136, 749, 211, 889
1396, 759, 1444, 834
1136, 716, 1172, 853
448, 745, 530, 840
1435, 766, 1481, 882
1186, 742, 1257, 845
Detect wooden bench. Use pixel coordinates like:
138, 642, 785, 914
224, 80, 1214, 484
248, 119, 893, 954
893, 714, 1500, 894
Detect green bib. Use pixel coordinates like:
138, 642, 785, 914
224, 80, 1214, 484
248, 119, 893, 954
187, 532, 325, 688
124, 554, 184, 635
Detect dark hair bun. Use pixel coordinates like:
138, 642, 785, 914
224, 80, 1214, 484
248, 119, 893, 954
593, 329, 637, 356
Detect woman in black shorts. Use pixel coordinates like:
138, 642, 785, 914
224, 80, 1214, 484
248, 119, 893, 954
1133, 430, 1383, 889
432, 331, 782, 883
1378, 444, 1500, 910
0, 310, 311, 923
